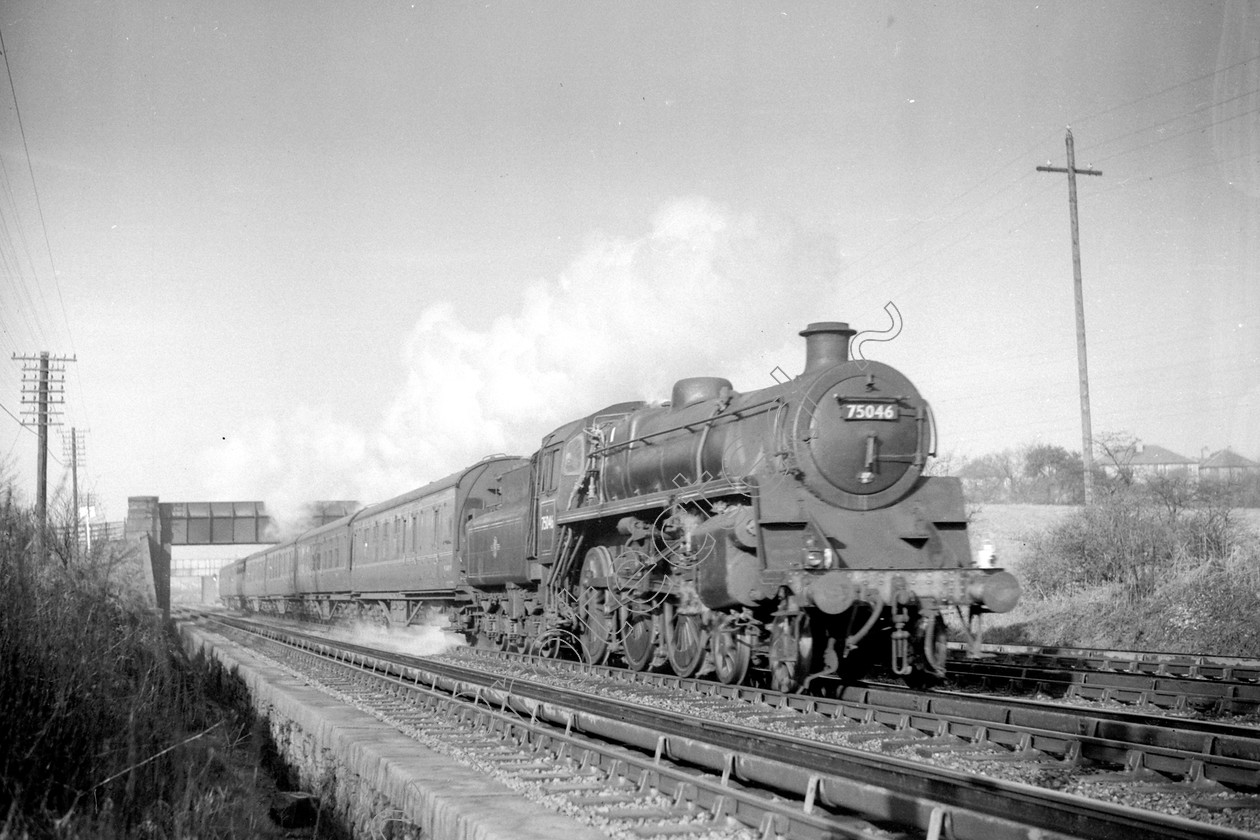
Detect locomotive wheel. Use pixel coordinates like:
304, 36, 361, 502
769, 612, 813, 694
621, 602, 657, 671
666, 611, 707, 678
530, 629, 572, 661
710, 614, 752, 685
579, 588, 612, 665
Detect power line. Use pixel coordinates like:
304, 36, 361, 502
837, 55, 1260, 297
1078, 84, 1259, 158
0, 23, 89, 432
1074, 52, 1260, 128
1, 399, 35, 433
1086, 99, 1260, 168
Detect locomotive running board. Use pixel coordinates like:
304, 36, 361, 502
556, 476, 752, 525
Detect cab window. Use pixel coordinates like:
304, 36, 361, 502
540, 448, 560, 493
562, 435, 584, 475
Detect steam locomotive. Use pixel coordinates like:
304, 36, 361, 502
220, 321, 1019, 690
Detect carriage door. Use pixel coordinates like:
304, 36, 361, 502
534, 443, 563, 562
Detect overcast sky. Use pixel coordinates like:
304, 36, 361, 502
1, 1, 1256, 524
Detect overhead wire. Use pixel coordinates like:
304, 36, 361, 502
836, 52, 1260, 300
833, 51, 1259, 413
0, 399, 65, 469
1073, 51, 1260, 130
0, 153, 53, 349
1085, 97, 1260, 168
1076, 84, 1259, 159
0, 22, 88, 488
835, 53, 1260, 298
0, 23, 77, 357
1087, 145, 1260, 196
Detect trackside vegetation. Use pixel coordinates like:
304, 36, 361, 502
983, 473, 1260, 656
0, 480, 340, 839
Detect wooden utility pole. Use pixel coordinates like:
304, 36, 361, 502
1037, 129, 1102, 505
70, 428, 78, 553
14, 352, 75, 564
62, 428, 87, 560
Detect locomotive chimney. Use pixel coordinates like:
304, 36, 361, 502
800, 322, 857, 375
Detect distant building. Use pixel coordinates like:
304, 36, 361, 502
1105, 442, 1198, 479
1198, 448, 1260, 482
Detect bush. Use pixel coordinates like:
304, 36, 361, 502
1021, 494, 1169, 600
1010, 480, 1260, 655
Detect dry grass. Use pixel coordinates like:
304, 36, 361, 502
0, 492, 342, 839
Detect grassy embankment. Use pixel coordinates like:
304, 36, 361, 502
972, 494, 1260, 656
0, 494, 333, 839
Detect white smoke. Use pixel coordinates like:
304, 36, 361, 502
326, 618, 465, 658
206, 197, 850, 519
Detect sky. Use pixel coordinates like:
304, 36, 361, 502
0, 1, 1256, 527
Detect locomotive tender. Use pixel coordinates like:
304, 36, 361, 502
221, 321, 1019, 690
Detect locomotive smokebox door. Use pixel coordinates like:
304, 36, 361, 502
789, 360, 930, 512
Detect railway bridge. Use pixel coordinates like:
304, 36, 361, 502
114, 496, 357, 615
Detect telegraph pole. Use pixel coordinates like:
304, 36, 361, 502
70, 429, 78, 552
14, 352, 75, 564
62, 428, 87, 560
1037, 128, 1102, 505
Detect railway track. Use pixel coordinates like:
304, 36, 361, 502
944, 642, 1260, 715
198, 614, 1259, 839
453, 647, 1260, 809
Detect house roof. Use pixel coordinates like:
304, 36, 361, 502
1129, 444, 1196, 466
1200, 449, 1260, 469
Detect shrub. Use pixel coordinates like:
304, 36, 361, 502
1020, 493, 1171, 600
1012, 479, 1260, 655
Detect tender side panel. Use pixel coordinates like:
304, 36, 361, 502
465, 506, 530, 586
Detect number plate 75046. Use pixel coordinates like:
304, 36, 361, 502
842, 403, 899, 421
